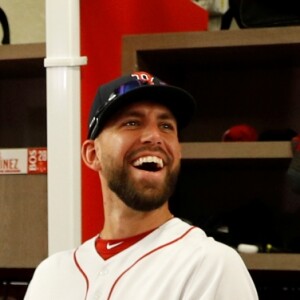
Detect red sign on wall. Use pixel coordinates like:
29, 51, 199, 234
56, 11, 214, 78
0, 148, 47, 174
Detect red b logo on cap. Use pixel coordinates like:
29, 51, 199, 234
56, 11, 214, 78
131, 72, 154, 85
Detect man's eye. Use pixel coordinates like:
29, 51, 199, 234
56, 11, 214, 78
125, 120, 139, 127
160, 122, 175, 131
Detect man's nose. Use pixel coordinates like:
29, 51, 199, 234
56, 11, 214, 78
140, 124, 163, 145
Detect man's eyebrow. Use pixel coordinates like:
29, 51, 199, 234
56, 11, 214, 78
121, 110, 143, 118
116, 108, 176, 122
126, 111, 176, 122
157, 111, 176, 121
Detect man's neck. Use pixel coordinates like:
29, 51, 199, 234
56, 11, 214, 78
100, 200, 173, 240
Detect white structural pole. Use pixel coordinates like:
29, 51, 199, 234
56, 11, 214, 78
44, 0, 87, 255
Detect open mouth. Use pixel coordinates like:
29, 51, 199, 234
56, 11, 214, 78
132, 156, 164, 172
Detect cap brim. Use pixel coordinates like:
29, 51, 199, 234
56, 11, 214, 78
96, 84, 196, 133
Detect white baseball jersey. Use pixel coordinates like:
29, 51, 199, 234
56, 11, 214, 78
25, 218, 258, 300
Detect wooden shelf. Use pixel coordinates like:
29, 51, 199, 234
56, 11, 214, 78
240, 253, 300, 271
122, 26, 300, 74
182, 141, 292, 160
0, 43, 45, 60
0, 43, 45, 78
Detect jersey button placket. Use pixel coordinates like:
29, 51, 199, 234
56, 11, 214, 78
91, 268, 109, 299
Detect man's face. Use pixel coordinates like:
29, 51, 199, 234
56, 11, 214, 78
94, 101, 182, 211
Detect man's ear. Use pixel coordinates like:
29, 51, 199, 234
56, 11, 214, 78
81, 140, 102, 171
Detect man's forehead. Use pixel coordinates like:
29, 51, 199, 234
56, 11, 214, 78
120, 100, 176, 118
99, 100, 178, 133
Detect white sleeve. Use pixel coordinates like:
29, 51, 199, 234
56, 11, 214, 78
184, 241, 258, 300
23, 260, 46, 300
24, 250, 85, 300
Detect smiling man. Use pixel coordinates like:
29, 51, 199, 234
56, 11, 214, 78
91, 101, 180, 214
25, 72, 258, 300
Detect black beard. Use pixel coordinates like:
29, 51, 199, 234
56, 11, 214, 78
107, 164, 180, 212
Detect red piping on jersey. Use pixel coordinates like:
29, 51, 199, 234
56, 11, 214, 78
73, 249, 89, 300
107, 226, 197, 300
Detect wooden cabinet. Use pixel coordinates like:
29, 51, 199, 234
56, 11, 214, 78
122, 26, 300, 272
0, 43, 47, 269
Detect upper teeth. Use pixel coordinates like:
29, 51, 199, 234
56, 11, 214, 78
133, 156, 163, 169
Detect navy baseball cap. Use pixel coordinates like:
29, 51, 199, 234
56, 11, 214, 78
88, 71, 196, 139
